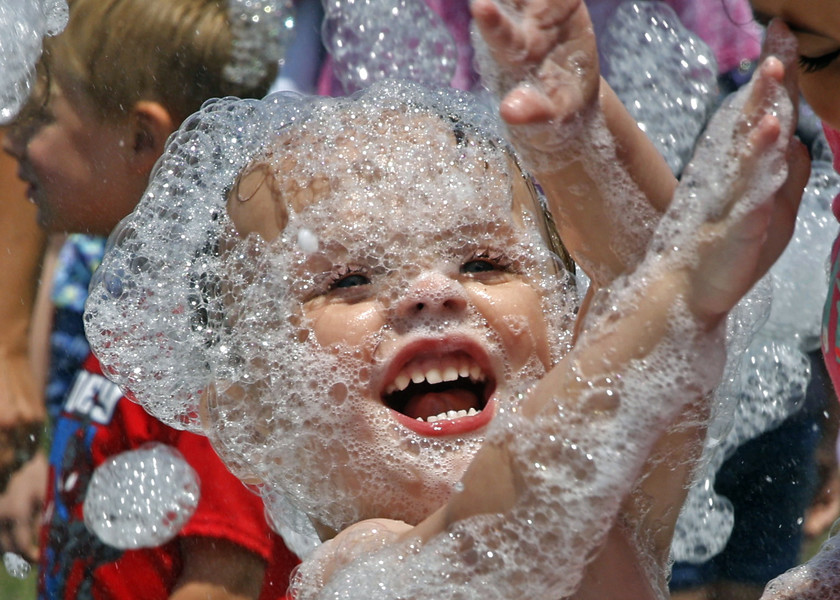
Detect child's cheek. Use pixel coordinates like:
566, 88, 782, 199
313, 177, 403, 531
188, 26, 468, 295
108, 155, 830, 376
466, 282, 552, 371
306, 301, 385, 356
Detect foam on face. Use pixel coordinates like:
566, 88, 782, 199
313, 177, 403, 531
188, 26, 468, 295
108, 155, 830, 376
207, 107, 576, 531
85, 81, 576, 533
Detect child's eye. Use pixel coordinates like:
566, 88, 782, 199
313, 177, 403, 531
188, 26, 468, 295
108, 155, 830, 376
460, 250, 512, 275
798, 48, 840, 73
329, 266, 370, 290
333, 273, 370, 288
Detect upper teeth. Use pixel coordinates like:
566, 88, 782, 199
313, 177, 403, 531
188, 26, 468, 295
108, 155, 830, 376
384, 359, 486, 395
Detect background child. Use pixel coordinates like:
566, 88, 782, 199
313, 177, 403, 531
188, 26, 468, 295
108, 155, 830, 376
1, 0, 299, 598
83, 1, 808, 598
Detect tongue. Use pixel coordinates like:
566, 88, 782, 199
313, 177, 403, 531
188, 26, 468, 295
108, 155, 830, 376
403, 389, 480, 420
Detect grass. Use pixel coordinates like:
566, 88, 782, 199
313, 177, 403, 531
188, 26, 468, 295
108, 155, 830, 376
0, 563, 36, 600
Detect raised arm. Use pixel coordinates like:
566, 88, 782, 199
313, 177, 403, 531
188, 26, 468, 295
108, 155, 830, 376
471, 0, 676, 286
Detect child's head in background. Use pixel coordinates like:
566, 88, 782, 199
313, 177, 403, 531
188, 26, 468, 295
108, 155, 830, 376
85, 81, 578, 538
3, 0, 288, 235
750, 1, 840, 129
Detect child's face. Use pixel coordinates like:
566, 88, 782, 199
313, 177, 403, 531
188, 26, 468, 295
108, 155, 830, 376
3, 73, 146, 235
752, 0, 840, 129
207, 114, 575, 532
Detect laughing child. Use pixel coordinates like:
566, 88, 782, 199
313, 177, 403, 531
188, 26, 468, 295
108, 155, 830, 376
84, 0, 809, 598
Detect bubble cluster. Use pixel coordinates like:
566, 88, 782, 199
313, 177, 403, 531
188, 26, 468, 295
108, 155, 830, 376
224, 0, 296, 89
3, 552, 31, 579
322, 0, 458, 94
0, 0, 67, 123
86, 81, 575, 535
83, 444, 200, 550
671, 123, 838, 563
602, 2, 719, 175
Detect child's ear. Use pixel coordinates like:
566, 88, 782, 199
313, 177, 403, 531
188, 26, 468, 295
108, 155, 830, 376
129, 100, 175, 173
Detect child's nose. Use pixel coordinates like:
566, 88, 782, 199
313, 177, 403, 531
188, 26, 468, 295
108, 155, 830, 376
395, 271, 468, 318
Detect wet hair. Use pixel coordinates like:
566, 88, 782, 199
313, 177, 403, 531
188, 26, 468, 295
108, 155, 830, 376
41, 0, 278, 122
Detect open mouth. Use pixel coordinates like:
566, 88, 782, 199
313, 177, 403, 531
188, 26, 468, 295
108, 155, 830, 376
381, 346, 496, 435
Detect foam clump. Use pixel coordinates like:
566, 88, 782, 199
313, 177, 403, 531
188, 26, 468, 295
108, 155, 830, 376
671, 129, 838, 562
602, 2, 719, 176
83, 443, 200, 550
3, 552, 31, 579
0, 0, 67, 123
224, 0, 296, 88
671, 338, 810, 562
322, 0, 457, 94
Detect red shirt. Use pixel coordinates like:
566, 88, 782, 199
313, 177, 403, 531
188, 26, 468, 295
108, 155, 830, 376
39, 353, 299, 599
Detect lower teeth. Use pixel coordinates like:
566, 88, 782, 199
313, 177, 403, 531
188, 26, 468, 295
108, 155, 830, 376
417, 407, 479, 423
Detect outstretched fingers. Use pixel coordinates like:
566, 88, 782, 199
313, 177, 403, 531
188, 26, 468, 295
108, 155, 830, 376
471, 0, 598, 125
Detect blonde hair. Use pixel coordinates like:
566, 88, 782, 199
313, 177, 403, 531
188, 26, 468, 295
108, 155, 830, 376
43, 0, 277, 122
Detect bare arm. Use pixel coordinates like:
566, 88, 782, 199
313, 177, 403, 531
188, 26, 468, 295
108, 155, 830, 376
0, 130, 47, 489
471, 0, 676, 286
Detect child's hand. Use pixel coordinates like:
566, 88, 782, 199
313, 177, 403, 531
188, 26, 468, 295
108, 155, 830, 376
670, 20, 809, 327
471, 0, 598, 129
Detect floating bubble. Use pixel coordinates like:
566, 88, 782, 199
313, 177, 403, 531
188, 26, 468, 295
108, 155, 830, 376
296, 227, 319, 254
83, 443, 200, 550
322, 0, 457, 94
3, 552, 31, 579
0, 0, 67, 124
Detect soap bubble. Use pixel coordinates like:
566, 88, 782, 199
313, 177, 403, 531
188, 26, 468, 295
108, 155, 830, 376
0, 0, 67, 123
323, 0, 458, 94
3, 552, 31, 579
602, 2, 719, 176
83, 443, 200, 549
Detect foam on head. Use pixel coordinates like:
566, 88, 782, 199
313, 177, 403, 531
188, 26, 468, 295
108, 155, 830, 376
85, 80, 577, 533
